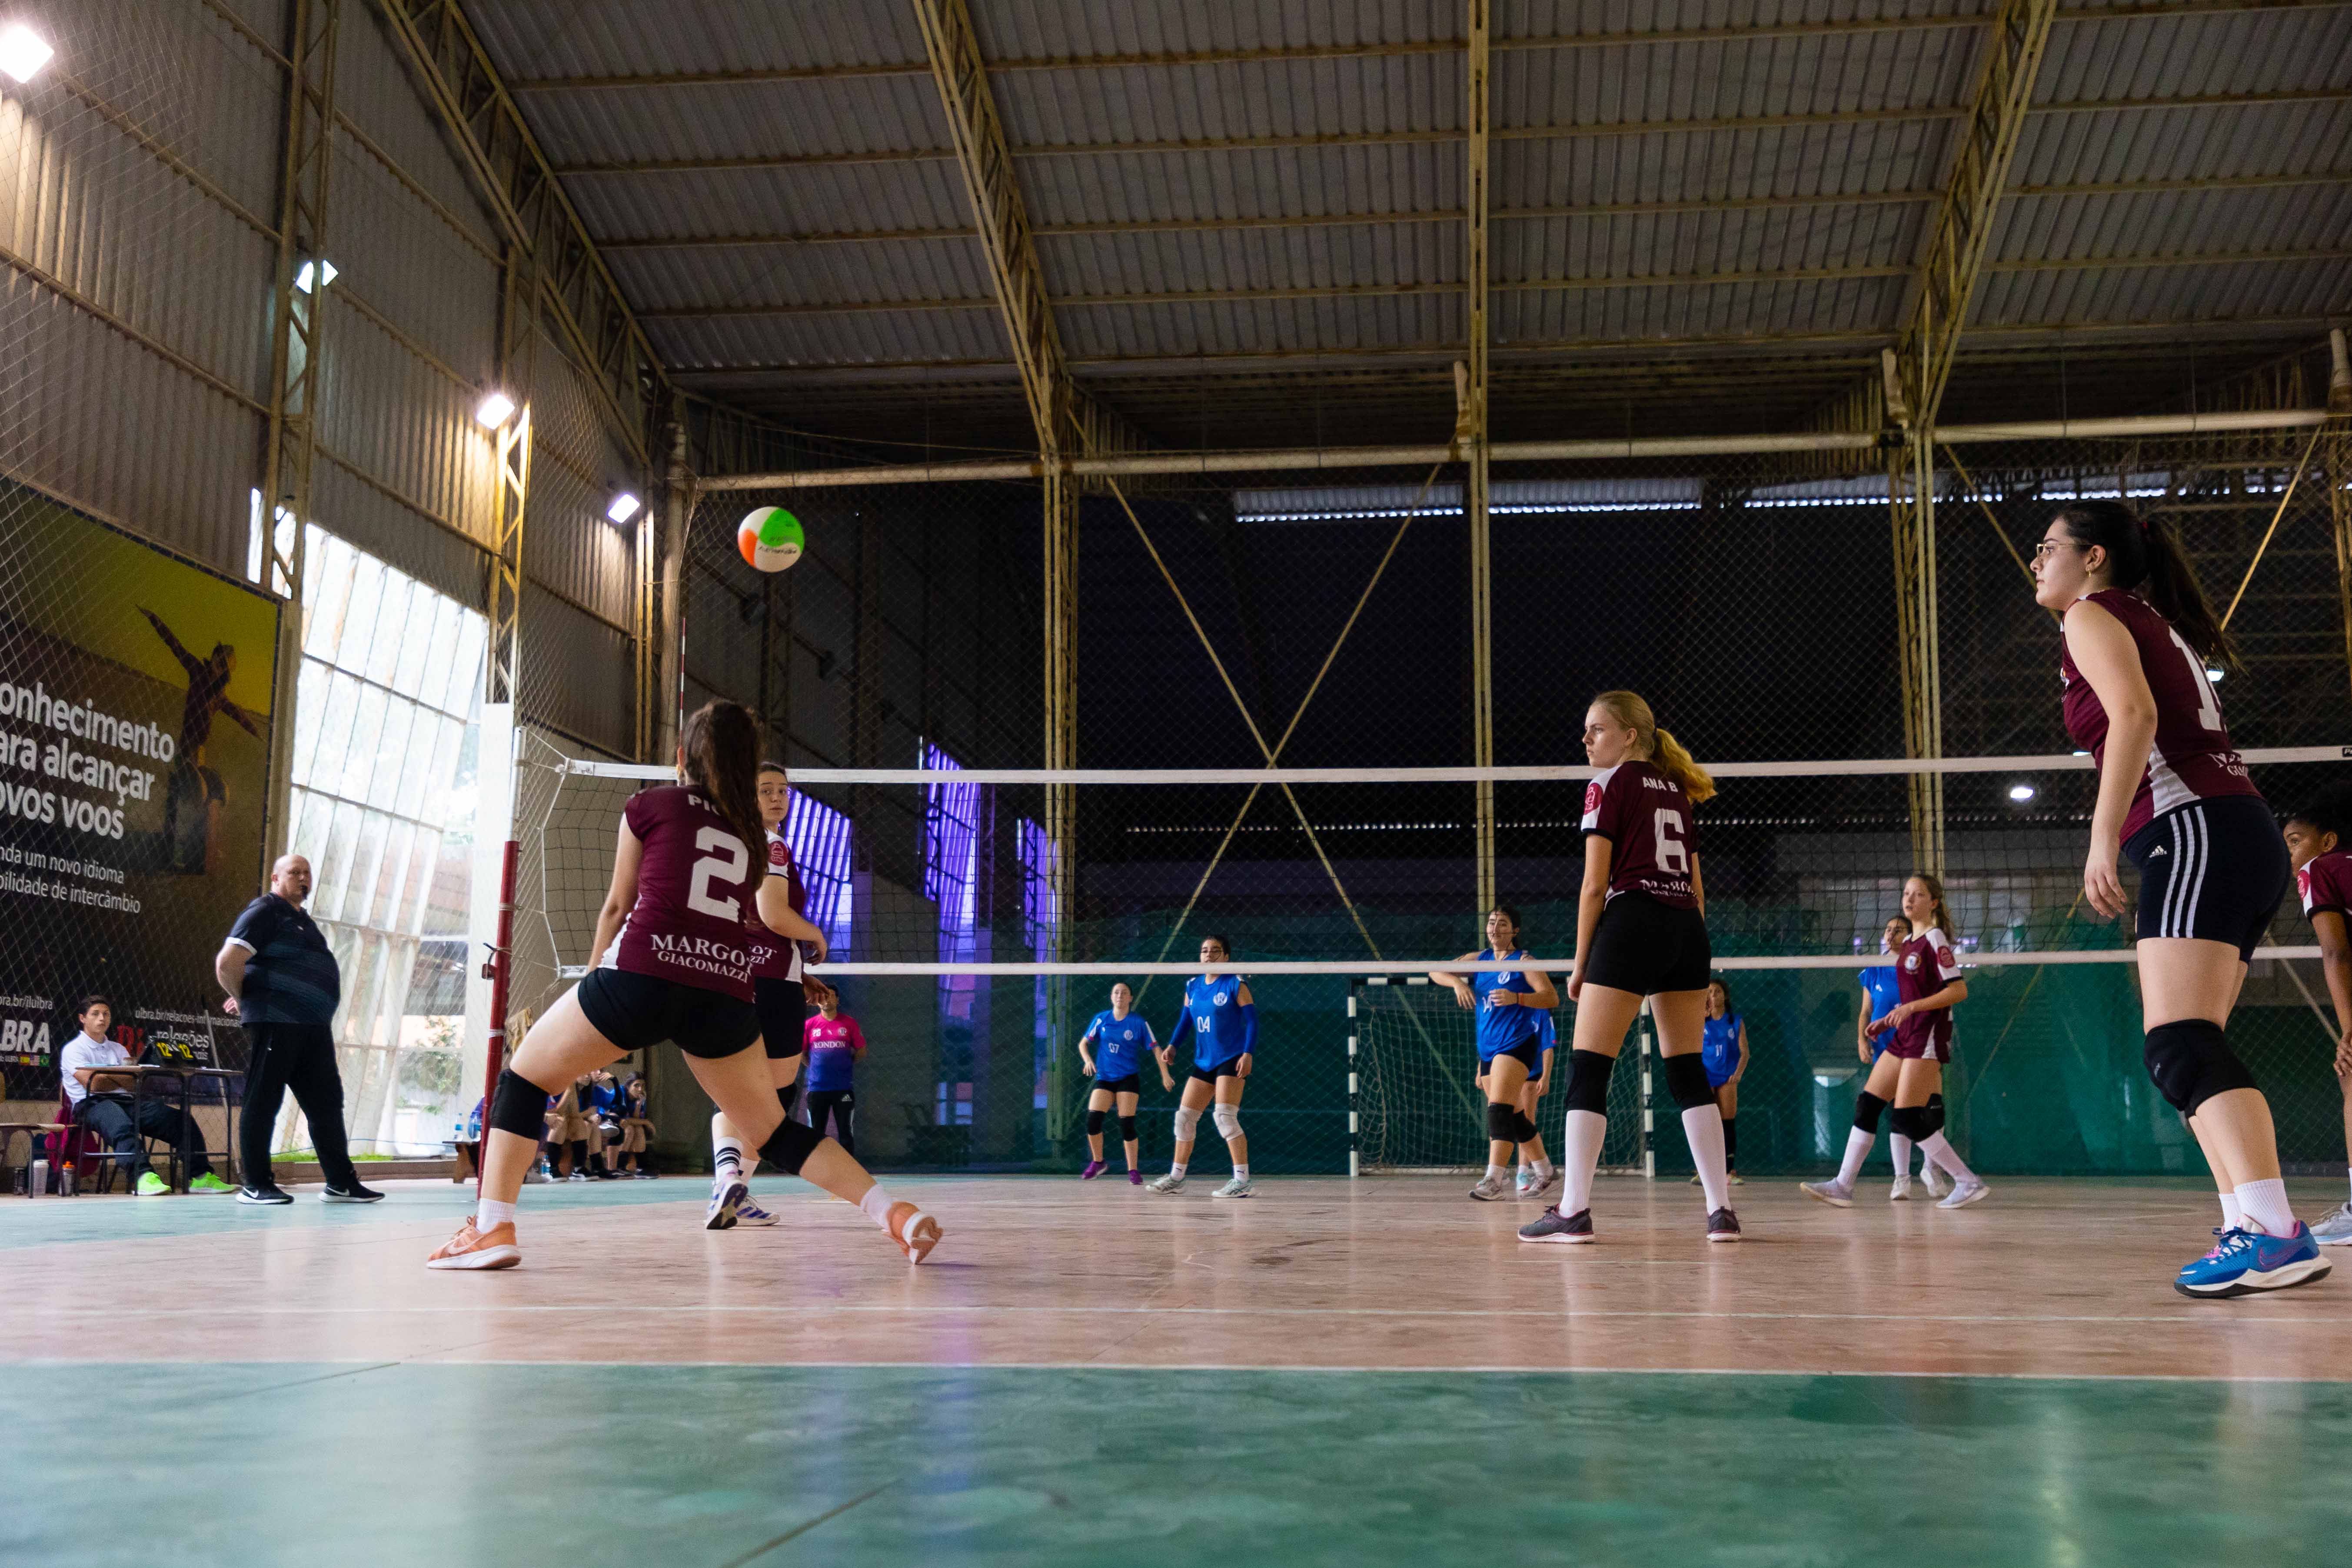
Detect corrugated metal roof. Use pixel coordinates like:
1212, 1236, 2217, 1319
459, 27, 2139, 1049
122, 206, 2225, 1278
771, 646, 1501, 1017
467, 1, 926, 83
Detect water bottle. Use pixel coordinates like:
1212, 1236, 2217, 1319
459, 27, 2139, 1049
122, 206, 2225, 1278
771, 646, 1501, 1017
59, 1163, 76, 1196
28, 1158, 46, 1198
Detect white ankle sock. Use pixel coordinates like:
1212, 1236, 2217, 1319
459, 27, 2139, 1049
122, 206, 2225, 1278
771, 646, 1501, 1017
1534, 1159, 1554, 1181
2235, 1178, 2294, 1236
476, 1198, 516, 1229
1889, 1132, 1914, 1176
2218, 1192, 2243, 1232
1920, 1132, 1976, 1184
1232, 1163, 1250, 1180
713, 1133, 744, 1179
1484, 1163, 1508, 1183
1168, 1161, 1188, 1179
1834, 1127, 1874, 1189
1682, 1105, 1730, 1212
1561, 1109, 1607, 1216
858, 1185, 898, 1230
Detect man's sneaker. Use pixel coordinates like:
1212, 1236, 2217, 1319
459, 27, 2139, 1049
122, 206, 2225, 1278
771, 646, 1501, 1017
135, 1172, 169, 1196
1920, 1163, 1953, 1199
237, 1184, 293, 1205
2175, 1223, 2332, 1298
1213, 1175, 1254, 1199
733, 1195, 780, 1226
631, 1169, 657, 1180
566, 1170, 587, 1182
705, 1179, 747, 1231
1890, 1174, 1913, 1202
322, 1183, 384, 1203
2307, 1199, 2352, 1246
1469, 1174, 1511, 1201
1799, 1180, 1853, 1209
1128, 1169, 1144, 1186
1707, 1207, 1742, 1243
1146, 1172, 1187, 1193
1080, 1159, 1107, 1180
1937, 1179, 1991, 1210
885, 1202, 941, 1264
1518, 1205, 1595, 1244
189, 1173, 234, 1194
426, 1218, 520, 1271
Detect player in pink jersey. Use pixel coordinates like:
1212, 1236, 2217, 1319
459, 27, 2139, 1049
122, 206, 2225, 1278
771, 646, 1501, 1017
1519, 690, 1740, 1246
2033, 499, 2321, 1298
426, 701, 941, 1271
2284, 781, 2352, 1243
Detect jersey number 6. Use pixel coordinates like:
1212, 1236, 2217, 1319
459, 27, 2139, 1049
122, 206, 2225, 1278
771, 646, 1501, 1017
1655, 809, 1689, 873
686, 827, 749, 921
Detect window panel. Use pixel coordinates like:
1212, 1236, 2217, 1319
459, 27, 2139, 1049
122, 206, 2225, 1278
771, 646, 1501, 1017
339, 684, 389, 805
416, 595, 459, 715
391, 583, 434, 696
403, 828, 441, 936
305, 532, 353, 663
422, 828, 468, 937
368, 574, 413, 688
369, 698, 417, 812
289, 658, 332, 789
444, 613, 487, 717
396, 712, 450, 822
307, 672, 361, 799
372, 819, 416, 931
313, 800, 364, 922
339, 809, 389, 929
339, 554, 387, 679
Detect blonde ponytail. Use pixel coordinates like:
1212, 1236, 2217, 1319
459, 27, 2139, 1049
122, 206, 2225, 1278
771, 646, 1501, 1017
1590, 690, 1716, 803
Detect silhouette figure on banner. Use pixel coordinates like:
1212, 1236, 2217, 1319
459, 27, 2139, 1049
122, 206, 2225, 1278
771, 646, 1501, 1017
140, 607, 263, 876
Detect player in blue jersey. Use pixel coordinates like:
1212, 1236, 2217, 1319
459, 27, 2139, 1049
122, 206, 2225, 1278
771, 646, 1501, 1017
1510, 1009, 1560, 1198
1148, 935, 1259, 1198
1078, 983, 1171, 1184
1694, 978, 1748, 1188
1854, 914, 1946, 1198
1435, 906, 1560, 1201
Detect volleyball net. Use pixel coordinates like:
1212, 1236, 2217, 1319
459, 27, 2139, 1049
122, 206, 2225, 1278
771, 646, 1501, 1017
514, 737, 2348, 1179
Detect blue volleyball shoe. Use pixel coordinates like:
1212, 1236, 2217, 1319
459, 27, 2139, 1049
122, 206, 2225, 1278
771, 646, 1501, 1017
2174, 1223, 2331, 1298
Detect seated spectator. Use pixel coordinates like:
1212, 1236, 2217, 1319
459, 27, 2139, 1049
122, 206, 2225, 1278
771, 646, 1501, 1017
614, 1075, 656, 1178
546, 1075, 616, 1180
61, 995, 232, 1196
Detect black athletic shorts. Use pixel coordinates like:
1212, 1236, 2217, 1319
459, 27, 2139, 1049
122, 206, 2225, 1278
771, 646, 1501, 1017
1581, 891, 1713, 997
1093, 1073, 1142, 1095
755, 978, 806, 1059
1482, 1039, 1544, 1077
2127, 795, 2291, 961
577, 968, 761, 1059
1190, 1058, 1246, 1085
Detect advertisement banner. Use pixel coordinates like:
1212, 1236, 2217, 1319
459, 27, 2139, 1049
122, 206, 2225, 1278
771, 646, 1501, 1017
0, 481, 278, 1101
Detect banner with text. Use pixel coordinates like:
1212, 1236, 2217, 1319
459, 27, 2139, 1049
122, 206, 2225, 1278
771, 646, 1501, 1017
0, 481, 278, 1100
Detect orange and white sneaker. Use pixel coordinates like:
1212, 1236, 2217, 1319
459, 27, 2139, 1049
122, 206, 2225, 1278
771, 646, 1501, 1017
426, 1217, 520, 1271
886, 1202, 942, 1265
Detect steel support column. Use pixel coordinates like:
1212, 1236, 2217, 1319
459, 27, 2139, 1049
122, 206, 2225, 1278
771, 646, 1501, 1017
486, 250, 534, 710
259, 0, 338, 861
2331, 330, 2352, 706
1884, 0, 2057, 875
1465, 0, 1496, 911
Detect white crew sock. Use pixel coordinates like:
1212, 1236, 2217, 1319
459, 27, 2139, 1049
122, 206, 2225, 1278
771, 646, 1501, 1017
1533, 1158, 1555, 1182
1920, 1132, 1976, 1185
713, 1125, 744, 1182
1833, 1127, 1875, 1189
2235, 1178, 2294, 1237
1889, 1132, 1915, 1176
1168, 1161, 1188, 1180
858, 1184, 899, 1231
1560, 1109, 1608, 1217
476, 1198, 516, 1230
1484, 1163, 1509, 1183
2218, 1192, 2244, 1232
1232, 1164, 1250, 1181
1682, 1105, 1730, 1212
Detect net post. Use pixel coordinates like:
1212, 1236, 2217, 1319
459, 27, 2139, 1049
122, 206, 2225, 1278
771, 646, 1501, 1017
1637, 998, 1656, 1182
1347, 979, 1361, 1179
474, 836, 519, 1199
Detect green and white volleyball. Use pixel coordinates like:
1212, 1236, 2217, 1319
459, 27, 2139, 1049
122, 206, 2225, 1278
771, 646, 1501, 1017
736, 506, 805, 573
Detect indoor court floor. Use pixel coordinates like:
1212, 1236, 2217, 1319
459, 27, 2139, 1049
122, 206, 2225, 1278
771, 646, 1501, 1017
9, 1173, 2350, 1566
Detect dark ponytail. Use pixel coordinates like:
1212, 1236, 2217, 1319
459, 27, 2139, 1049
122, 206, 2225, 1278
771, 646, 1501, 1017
2055, 500, 2237, 669
680, 700, 766, 853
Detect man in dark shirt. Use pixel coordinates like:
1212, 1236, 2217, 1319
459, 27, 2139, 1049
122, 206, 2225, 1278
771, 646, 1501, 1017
215, 853, 380, 1205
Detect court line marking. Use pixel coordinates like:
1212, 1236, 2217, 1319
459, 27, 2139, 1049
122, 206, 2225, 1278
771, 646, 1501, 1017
715, 1480, 896, 1568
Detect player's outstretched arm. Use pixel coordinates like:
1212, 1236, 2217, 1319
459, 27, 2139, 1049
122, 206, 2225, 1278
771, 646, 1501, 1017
587, 819, 645, 969
1428, 951, 1480, 1007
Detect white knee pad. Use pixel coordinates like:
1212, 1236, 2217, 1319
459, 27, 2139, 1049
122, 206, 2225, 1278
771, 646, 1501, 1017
1172, 1104, 1202, 1142
1211, 1102, 1243, 1141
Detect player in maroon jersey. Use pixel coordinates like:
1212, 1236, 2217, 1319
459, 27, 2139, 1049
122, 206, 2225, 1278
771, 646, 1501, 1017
2033, 499, 2322, 1297
426, 701, 941, 1271
2284, 781, 2352, 1244
1518, 690, 1740, 1245
705, 760, 838, 1228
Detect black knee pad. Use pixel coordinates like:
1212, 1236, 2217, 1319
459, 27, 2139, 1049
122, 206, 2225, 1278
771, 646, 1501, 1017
1923, 1094, 1945, 1135
489, 1068, 554, 1139
778, 1083, 800, 1119
1889, 1105, 1930, 1140
1562, 1050, 1616, 1115
2144, 1020, 2260, 1115
1486, 1101, 1519, 1143
1510, 1109, 1539, 1144
758, 1117, 826, 1175
1118, 1115, 1137, 1141
1662, 1052, 1714, 1112
1086, 1108, 1108, 1136
1852, 1091, 1889, 1135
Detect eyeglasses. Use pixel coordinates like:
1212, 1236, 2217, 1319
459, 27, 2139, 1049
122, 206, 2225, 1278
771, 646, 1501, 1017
2031, 540, 2076, 563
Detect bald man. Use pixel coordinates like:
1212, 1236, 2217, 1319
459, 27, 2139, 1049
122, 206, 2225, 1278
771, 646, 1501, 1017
216, 854, 378, 1204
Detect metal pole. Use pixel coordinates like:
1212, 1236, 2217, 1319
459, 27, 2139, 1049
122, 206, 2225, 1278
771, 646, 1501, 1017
473, 836, 518, 1199
1465, 0, 1496, 915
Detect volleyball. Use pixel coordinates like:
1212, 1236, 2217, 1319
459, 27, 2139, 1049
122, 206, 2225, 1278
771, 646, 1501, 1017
737, 506, 805, 572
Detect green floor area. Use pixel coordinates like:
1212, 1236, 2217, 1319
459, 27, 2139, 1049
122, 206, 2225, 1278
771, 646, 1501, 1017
7, 1363, 2346, 1567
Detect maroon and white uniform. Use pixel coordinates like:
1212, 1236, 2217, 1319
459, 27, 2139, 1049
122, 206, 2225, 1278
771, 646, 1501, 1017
1884, 926, 1963, 1062
2060, 588, 2259, 843
2301, 850, 2352, 922
1580, 760, 1698, 908
600, 786, 763, 1002
745, 827, 809, 983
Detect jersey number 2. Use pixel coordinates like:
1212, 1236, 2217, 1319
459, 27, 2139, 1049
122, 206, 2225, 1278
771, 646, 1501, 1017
1655, 809, 1689, 873
687, 828, 748, 921
2166, 627, 2222, 732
